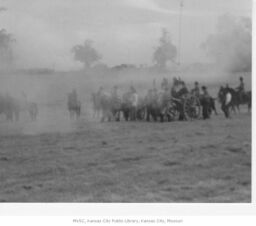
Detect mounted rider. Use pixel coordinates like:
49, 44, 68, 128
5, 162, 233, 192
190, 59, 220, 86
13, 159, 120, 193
236, 77, 245, 102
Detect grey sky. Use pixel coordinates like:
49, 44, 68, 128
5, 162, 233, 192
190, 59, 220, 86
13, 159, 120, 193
0, 0, 251, 70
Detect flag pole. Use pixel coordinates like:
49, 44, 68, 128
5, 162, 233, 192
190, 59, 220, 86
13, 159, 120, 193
178, 0, 183, 67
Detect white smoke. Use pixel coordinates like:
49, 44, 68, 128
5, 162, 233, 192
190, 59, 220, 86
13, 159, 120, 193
201, 14, 251, 73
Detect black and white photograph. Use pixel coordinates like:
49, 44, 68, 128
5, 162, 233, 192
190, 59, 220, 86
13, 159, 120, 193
0, 0, 252, 203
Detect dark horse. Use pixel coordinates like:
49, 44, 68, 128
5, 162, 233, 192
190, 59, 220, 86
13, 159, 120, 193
0, 94, 20, 121
235, 90, 251, 112
218, 87, 251, 117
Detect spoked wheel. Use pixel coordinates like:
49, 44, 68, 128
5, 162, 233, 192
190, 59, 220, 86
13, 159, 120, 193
183, 95, 201, 120
166, 100, 179, 121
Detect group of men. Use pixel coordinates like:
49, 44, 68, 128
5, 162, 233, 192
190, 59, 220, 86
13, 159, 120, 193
70, 75, 246, 121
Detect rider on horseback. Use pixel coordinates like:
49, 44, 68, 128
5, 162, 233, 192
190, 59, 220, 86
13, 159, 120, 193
191, 81, 200, 98
236, 77, 245, 102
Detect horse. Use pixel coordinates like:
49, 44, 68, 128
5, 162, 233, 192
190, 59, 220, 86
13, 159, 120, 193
218, 87, 251, 116
238, 90, 251, 112
0, 94, 20, 122
144, 90, 172, 122
97, 92, 122, 122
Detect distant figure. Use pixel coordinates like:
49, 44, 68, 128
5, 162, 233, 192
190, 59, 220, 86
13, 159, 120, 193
161, 77, 169, 90
177, 81, 189, 98
68, 88, 81, 119
171, 77, 179, 98
191, 81, 200, 97
218, 85, 233, 118
201, 86, 211, 119
130, 86, 138, 121
170, 79, 188, 121
236, 76, 245, 102
236, 77, 245, 93
28, 102, 38, 121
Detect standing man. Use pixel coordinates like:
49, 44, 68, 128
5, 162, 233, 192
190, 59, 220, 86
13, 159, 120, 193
130, 86, 138, 121
201, 86, 210, 119
191, 81, 200, 97
236, 77, 245, 102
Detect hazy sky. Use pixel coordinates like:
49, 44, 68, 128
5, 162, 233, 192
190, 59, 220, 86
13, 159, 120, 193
0, 0, 252, 70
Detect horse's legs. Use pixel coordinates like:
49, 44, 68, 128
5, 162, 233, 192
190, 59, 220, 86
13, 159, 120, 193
116, 111, 120, 121
221, 104, 228, 118
237, 104, 240, 113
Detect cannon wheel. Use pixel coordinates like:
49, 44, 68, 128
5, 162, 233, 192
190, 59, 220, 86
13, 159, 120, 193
165, 100, 180, 121
183, 95, 201, 120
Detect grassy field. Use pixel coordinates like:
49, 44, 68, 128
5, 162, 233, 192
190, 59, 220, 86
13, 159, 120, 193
0, 105, 251, 202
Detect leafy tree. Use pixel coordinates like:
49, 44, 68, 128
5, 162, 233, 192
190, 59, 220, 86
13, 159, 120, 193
153, 28, 177, 69
0, 29, 15, 67
71, 40, 102, 69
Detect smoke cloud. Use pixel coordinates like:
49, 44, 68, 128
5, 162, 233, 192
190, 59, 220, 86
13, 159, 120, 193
201, 14, 251, 73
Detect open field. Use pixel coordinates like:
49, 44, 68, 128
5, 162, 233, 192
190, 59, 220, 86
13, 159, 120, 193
0, 104, 251, 202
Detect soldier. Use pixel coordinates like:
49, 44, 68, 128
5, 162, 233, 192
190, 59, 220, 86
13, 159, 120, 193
236, 77, 245, 92
171, 77, 179, 98
130, 86, 138, 121
236, 77, 245, 102
177, 81, 189, 98
191, 81, 200, 97
201, 86, 210, 119
161, 77, 169, 90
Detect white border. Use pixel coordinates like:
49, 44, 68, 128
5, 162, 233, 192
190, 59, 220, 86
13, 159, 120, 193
0, 0, 255, 217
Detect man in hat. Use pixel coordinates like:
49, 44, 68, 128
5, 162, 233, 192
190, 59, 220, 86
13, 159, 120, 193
177, 81, 189, 98
201, 86, 210, 119
236, 77, 245, 102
